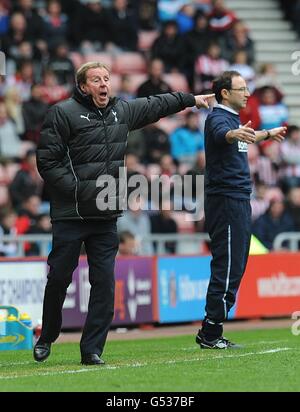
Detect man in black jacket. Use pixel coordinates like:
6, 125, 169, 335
33, 61, 214, 365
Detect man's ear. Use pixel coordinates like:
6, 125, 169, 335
221, 88, 229, 100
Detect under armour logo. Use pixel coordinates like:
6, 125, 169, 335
80, 113, 90, 122
112, 110, 118, 123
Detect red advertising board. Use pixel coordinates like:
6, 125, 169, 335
235, 253, 300, 318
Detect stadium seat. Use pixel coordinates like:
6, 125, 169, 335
110, 73, 121, 94
127, 74, 147, 94
83, 53, 113, 70
113, 53, 147, 74
69, 52, 84, 69
163, 73, 190, 93
138, 30, 159, 52
155, 116, 182, 134
5, 162, 20, 183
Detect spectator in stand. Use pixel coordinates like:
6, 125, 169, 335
228, 50, 255, 92
137, 58, 172, 97
170, 111, 204, 166
0, 208, 18, 257
150, 200, 178, 254
137, 0, 158, 30
255, 63, 283, 94
239, 93, 261, 131
13, 0, 47, 56
0, 101, 30, 160
157, 0, 186, 22
42, 0, 69, 53
141, 123, 170, 164
247, 143, 278, 188
183, 11, 212, 90
27, 213, 52, 256
279, 125, 300, 191
15, 193, 40, 234
47, 42, 75, 87
186, 150, 206, 199
194, 41, 229, 93
258, 86, 288, 131
221, 20, 255, 65
0, 1, 9, 36
286, 187, 300, 231
70, 0, 111, 53
118, 230, 137, 255
4, 87, 25, 137
117, 195, 154, 255
9, 149, 43, 209
252, 198, 295, 250
39, 69, 70, 105
107, 0, 138, 52
0, 12, 30, 61
151, 20, 186, 72
22, 83, 49, 144
6, 59, 35, 101
117, 74, 136, 101
208, 0, 237, 38
176, 3, 195, 34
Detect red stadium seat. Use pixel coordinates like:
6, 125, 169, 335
163, 73, 190, 93
69, 52, 84, 69
155, 116, 182, 134
113, 53, 147, 74
83, 53, 113, 70
126, 74, 147, 94
110, 73, 121, 94
138, 30, 159, 52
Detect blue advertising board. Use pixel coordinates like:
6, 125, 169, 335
157, 256, 212, 323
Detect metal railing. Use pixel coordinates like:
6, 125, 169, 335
0, 234, 52, 257
3, 232, 300, 257
273, 232, 300, 252
1, 233, 211, 257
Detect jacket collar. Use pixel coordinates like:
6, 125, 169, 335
73, 85, 117, 114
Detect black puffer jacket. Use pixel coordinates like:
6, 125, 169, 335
37, 87, 195, 221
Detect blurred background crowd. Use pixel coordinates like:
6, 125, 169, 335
1, 0, 300, 256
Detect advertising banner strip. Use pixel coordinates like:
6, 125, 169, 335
235, 254, 300, 318
62, 256, 155, 328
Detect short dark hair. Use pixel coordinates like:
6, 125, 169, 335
119, 231, 135, 243
212, 70, 241, 103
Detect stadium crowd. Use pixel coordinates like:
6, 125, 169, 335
1, 0, 300, 256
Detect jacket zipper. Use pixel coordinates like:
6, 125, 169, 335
98, 110, 110, 174
67, 147, 84, 220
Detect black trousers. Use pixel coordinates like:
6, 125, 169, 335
40, 219, 119, 356
202, 195, 251, 337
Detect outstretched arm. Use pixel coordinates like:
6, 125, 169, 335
255, 126, 287, 143
125, 92, 215, 131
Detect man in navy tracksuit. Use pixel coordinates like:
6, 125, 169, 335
196, 71, 286, 349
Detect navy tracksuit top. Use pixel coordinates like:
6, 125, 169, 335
204, 106, 251, 199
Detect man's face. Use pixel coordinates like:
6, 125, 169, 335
81, 67, 111, 108
225, 75, 250, 111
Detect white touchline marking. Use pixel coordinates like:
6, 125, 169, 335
0, 348, 294, 380
0, 361, 33, 368
182, 340, 290, 351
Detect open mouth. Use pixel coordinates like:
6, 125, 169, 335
100, 92, 107, 98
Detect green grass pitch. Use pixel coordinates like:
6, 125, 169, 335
0, 327, 299, 392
